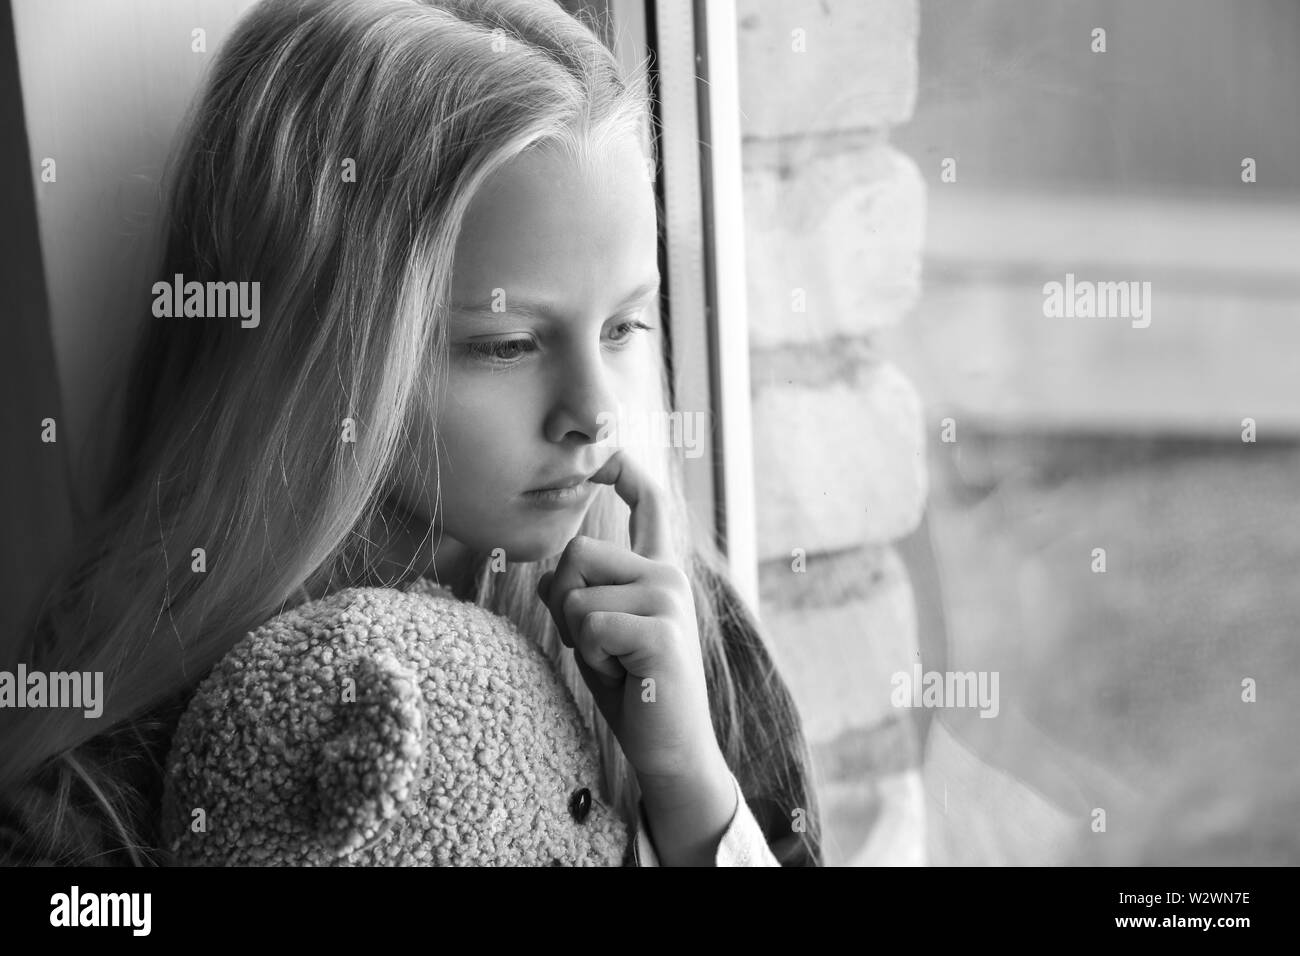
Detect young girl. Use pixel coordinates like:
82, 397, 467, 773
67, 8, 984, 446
0, 0, 821, 866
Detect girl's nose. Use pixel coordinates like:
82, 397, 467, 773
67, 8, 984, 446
542, 346, 620, 445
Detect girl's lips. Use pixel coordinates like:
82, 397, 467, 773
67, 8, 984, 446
527, 471, 592, 492
520, 479, 596, 508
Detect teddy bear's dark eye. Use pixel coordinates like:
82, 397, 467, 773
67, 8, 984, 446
568, 787, 592, 823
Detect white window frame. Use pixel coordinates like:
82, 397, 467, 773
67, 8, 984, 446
607, 0, 759, 610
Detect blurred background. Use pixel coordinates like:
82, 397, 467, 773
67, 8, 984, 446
732, 0, 1300, 865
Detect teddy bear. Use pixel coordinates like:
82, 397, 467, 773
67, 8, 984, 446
160, 577, 631, 866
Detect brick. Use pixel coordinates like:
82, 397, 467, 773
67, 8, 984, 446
759, 538, 893, 609
812, 713, 922, 781
758, 545, 918, 744
880, 273, 1300, 435
750, 359, 927, 559
736, 0, 919, 138
743, 141, 925, 347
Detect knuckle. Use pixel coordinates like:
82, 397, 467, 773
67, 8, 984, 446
577, 610, 604, 645
660, 566, 693, 612
659, 562, 690, 593
663, 616, 684, 642
650, 587, 679, 618
561, 587, 585, 617
651, 618, 682, 655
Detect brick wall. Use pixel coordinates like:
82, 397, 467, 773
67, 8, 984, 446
736, 0, 928, 865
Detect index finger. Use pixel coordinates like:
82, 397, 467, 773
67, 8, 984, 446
588, 449, 671, 562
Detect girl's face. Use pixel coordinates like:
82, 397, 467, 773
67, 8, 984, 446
398, 135, 662, 565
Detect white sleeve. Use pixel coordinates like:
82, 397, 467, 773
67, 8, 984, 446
632, 768, 781, 867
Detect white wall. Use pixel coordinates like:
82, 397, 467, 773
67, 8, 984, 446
12, 0, 261, 508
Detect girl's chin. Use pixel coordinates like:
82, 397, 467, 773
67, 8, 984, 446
467, 518, 586, 564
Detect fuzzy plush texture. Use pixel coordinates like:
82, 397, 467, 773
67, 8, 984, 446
161, 578, 630, 866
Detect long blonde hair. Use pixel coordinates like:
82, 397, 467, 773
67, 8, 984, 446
2, 0, 821, 866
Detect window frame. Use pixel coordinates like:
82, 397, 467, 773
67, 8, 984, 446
597, 0, 760, 610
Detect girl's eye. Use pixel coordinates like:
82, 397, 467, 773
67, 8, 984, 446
463, 337, 537, 364
606, 318, 654, 346
460, 318, 654, 367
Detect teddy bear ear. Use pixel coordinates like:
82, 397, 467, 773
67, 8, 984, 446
313, 653, 425, 857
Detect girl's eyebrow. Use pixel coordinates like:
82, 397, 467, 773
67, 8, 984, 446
450, 278, 661, 321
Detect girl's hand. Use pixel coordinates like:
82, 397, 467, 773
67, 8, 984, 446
536, 450, 722, 785
537, 450, 738, 864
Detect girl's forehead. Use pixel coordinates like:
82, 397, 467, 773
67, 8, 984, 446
450, 138, 658, 309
